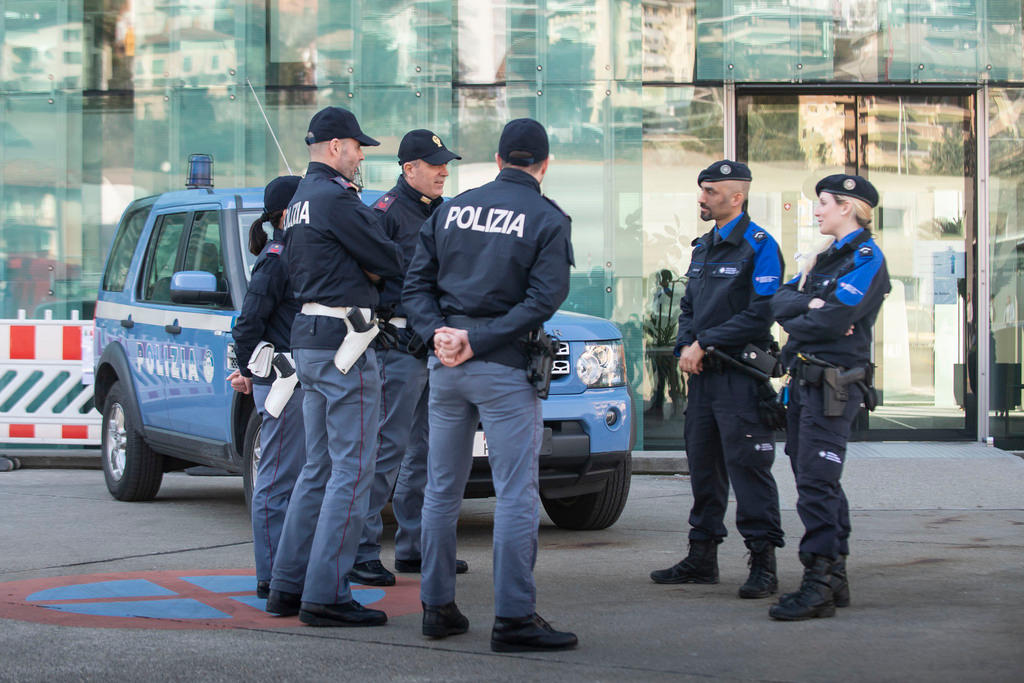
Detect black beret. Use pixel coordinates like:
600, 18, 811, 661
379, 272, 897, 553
263, 175, 301, 214
498, 118, 549, 166
815, 174, 879, 208
305, 106, 379, 147
398, 129, 461, 165
697, 159, 752, 185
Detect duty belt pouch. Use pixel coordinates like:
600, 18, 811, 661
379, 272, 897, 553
800, 363, 824, 386
334, 308, 379, 374
265, 353, 298, 418
740, 343, 780, 378
822, 367, 850, 417
248, 341, 275, 379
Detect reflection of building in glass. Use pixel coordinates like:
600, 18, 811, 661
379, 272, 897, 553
2, 1, 1024, 447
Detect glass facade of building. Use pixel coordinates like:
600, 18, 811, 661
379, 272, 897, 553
3, 1, 1024, 448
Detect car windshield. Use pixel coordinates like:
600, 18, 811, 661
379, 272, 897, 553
237, 210, 266, 278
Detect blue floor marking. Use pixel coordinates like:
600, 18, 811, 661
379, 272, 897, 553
179, 575, 254, 593
352, 588, 386, 606
42, 598, 230, 620
231, 595, 267, 610
27, 580, 177, 602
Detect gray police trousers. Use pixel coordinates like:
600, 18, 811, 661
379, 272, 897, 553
269, 347, 380, 605
420, 357, 542, 618
357, 348, 429, 564
251, 383, 305, 584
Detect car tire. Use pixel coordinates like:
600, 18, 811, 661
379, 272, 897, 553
101, 381, 164, 501
541, 454, 632, 530
242, 408, 262, 515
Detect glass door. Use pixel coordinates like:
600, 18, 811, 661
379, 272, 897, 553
737, 91, 977, 440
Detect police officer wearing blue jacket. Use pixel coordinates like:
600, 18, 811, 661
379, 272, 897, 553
651, 160, 785, 599
769, 174, 890, 621
265, 106, 404, 627
404, 118, 577, 651
348, 129, 470, 586
229, 175, 304, 600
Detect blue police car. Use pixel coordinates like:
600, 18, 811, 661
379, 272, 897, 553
94, 174, 633, 530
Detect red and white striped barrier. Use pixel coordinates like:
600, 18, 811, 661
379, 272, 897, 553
0, 311, 100, 445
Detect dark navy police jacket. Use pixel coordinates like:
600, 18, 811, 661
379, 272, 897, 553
231, 232, 300, 384
675, 212, 784, 357
283, 162, 404, 350
372, 174, 443, 320
403, 167, 574, 369
772, 228, 890, 370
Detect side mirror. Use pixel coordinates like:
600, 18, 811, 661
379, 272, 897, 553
170, 270, 231, 306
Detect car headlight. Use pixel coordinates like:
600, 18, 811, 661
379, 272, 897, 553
576, 341, 626, 388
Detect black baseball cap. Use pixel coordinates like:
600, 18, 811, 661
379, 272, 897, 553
697, 159, 752, 185
498, 118, 549, 166
305, 106, 379, 146
815, 174, 879, 208
263, 175, 302, 214
398, 129, 461, 165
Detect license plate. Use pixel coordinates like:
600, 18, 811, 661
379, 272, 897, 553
472, 431, 488, 459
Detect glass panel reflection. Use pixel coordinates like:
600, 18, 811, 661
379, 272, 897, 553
989, 88, 1024, 445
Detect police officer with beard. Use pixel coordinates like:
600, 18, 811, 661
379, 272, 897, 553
348, 129, 470, 586
265, 106, 404, 627
651, 160, 786, 599
403, 118, 577, 652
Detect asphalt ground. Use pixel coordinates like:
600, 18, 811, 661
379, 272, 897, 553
1, 443, 1022, 682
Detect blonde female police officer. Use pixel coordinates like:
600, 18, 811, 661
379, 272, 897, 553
229, 175, 304, 599
769, 174, 890, 621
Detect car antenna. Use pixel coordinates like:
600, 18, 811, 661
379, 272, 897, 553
247, 78, 293, 175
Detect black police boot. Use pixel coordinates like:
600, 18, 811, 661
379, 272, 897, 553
256, 581, 270, 599
490, 613, 578, 653
831, 554, 850, 608
650, 540, 719, 584
348, 559, 396, 586
738, 544, 778, 599
265, 589, 302, 617
299, 600, 387, 627
768, 553, 835, 621
422, 601, 469, 639
395, 557, 469, 574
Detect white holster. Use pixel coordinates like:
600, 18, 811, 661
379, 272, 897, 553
264, 352, 298, 419
334, 315, 379, 374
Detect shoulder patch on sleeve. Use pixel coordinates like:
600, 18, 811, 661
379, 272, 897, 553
373, 192, 397, 213
858, 244, 873, 257
542, 195, 570, 218
753, 230, 767, 241
266, 241, 283, 256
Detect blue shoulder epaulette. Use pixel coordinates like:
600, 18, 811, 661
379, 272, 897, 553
542, 194, 570, 218
331, 176, 358, 191
373, 193, 397, 213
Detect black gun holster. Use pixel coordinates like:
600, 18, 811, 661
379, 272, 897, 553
524, 328, 559, 399
796, 356, 874, 417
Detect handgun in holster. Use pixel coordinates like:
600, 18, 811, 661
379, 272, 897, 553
264, 353, 298, 418
822, 366, 866, 417
524, 327, 559, 399
334, 307, 379, 374
247, 341, 298, 418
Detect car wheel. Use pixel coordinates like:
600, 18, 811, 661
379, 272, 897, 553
242, 408, 262, 515
541, 454, 632, 530
101, 381, 163, 501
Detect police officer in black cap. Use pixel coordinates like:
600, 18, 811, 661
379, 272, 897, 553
769, 174, 890, 621
651, 160, 786, 599
265, 106, 404, 627
348, 129, 470, 586
404, 118, 577, 651
229, 175, 304, 600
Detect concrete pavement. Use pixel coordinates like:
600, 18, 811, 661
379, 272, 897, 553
0, 443, 1022, 681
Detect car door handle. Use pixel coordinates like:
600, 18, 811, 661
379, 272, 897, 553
165, 323, 182, 335
120, 318, 134, 329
